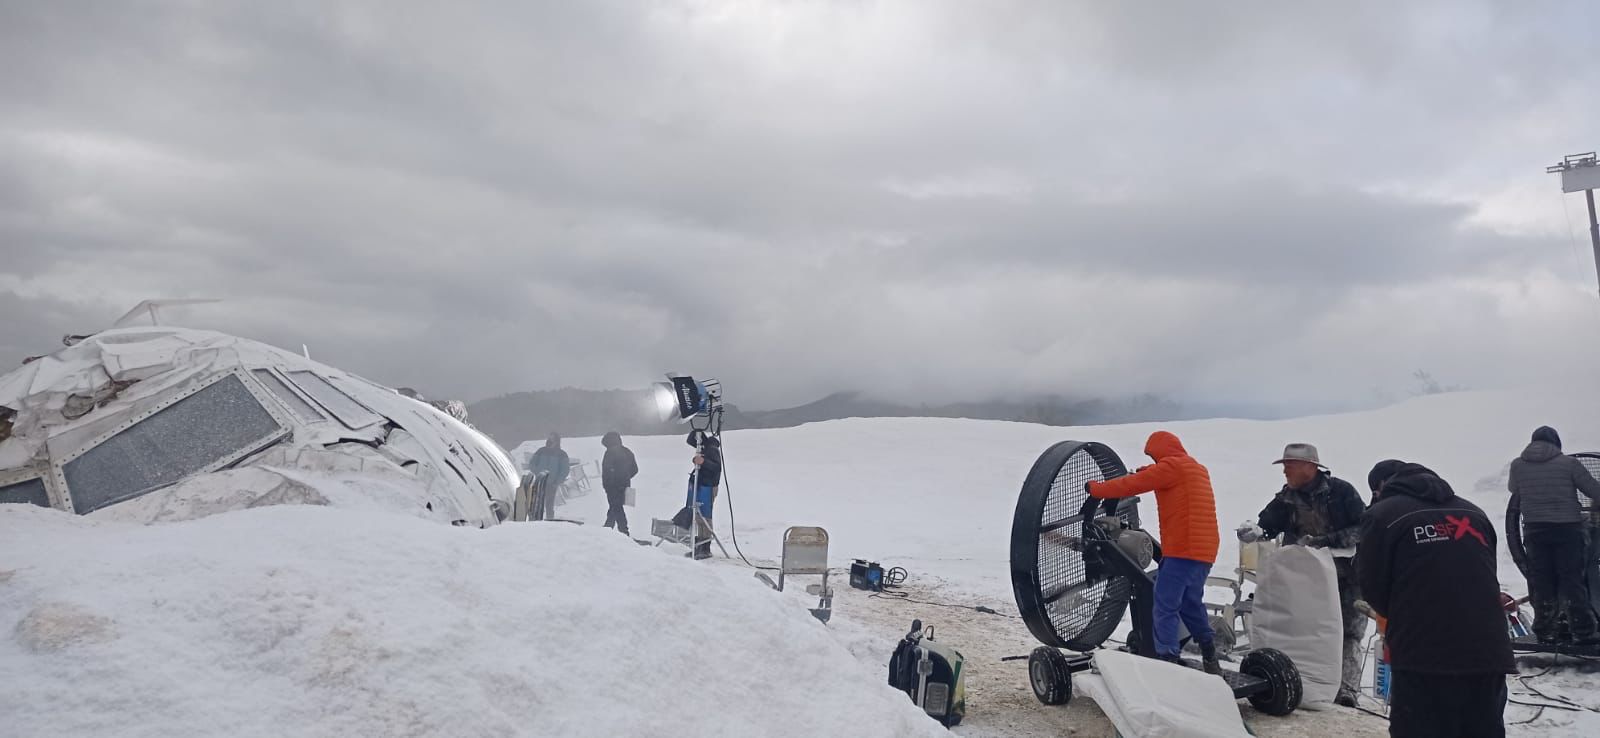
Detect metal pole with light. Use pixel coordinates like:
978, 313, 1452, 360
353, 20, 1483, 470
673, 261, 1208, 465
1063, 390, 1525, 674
1547, 152, 1600, 297
652, 375, 724, 558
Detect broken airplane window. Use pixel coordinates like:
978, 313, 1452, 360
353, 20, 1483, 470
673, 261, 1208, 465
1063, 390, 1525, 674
62, 374, 287, 514
0, 477, 49, 508
250, 368, 327, 423
285, 371, 382, 430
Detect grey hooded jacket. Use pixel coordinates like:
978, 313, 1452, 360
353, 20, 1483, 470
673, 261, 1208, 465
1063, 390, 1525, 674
1507, 440, 1600, 524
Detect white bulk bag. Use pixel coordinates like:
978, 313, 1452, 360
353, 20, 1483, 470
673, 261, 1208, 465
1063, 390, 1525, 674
1248, 544, 1342, 710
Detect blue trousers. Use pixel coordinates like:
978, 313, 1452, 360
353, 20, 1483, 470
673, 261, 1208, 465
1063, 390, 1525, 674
692, 484, 715, 520
1153, 556, 1214, 658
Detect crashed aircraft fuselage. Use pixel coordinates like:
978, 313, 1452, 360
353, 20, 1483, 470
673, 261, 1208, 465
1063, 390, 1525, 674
0, 327, 517, 526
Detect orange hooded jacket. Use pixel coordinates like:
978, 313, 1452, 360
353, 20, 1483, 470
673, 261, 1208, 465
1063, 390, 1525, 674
1086, 430, 1220, 564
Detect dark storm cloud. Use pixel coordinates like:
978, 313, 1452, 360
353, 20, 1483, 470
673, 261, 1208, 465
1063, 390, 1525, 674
1, 1, 1596, 412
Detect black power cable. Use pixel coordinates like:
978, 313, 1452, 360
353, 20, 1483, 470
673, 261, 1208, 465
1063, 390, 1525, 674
868, 590, 1019, 618
1510, 705, 1546, 726
1517, 674, 1596, 712
713, 435, 779, 572
862, 567, 1019, 619
1507, 696, 1579, 712
1349, 704, 1390, 722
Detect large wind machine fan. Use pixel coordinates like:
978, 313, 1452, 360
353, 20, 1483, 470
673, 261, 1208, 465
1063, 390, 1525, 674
1009, 440, 1303, 715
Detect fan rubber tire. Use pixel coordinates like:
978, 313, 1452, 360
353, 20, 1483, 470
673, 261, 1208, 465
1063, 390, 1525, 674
1240, 647, 1302, 716
1028, 646, 1074, 706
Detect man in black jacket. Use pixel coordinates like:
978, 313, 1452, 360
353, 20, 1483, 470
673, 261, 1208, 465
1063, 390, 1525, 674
679, 430, 722, 560
1237, 443, 1368, 706
1507, 425, 1600, 644
1359, 462, 1514, 737
600, 431, 638, 536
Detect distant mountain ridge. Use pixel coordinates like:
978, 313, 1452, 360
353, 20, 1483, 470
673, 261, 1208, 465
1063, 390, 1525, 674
465, 388, 1183, 450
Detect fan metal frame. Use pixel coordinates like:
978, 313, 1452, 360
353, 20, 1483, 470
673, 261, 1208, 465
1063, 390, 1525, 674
1010, 440, 1142, 651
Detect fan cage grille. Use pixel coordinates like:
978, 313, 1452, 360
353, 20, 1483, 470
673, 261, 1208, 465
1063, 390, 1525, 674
1019, 442, 1137, 650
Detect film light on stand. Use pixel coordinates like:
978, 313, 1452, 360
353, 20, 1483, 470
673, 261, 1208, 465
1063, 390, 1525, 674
651, 375, 721, 422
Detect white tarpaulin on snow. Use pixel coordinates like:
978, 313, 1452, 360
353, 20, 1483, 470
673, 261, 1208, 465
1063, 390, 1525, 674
1073, 648, 1251, 738
1248, 544, 1343, 710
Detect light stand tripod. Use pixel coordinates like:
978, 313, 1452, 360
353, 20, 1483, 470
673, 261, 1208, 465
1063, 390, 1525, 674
684, 406, 729, 560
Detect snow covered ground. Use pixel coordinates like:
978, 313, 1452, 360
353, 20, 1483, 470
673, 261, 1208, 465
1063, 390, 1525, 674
4, 386, 1598, 737
545, 387, 1600, 736
0, 502, 949, 738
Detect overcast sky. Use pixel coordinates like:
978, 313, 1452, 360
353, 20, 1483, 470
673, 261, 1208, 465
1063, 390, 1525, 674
3, 1, 1598, 411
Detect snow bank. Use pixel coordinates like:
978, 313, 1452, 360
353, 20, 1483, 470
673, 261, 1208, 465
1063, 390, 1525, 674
0, 504, 948, 738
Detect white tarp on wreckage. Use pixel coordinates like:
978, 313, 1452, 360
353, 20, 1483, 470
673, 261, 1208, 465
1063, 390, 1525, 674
0, 327, 517, 526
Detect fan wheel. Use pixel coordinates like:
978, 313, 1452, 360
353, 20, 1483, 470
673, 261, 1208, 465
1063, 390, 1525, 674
1240, 647, 1302, 716
1028, 646, 1074, 706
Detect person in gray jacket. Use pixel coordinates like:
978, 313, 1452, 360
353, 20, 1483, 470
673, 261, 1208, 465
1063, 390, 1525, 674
1508, 425, 1600, 644
528, 433, 570, 520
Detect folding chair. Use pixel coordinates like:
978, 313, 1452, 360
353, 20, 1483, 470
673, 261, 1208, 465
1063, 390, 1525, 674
648, 513, 729, 557
755, 526, 833, 623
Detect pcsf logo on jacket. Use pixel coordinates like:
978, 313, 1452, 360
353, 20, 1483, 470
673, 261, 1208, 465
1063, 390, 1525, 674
1413, 515, 1487, 547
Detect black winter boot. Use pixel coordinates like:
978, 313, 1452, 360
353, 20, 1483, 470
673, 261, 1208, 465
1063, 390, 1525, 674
1198, 640, 1222, 675
1532, 599, 1559, 644
1569, 606, 1598, 645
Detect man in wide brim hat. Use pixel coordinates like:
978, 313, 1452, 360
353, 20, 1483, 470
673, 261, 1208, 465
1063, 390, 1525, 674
1237, 442, 1369, 707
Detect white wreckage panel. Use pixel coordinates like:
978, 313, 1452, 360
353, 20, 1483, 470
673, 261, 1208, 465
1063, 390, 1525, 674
0, 327, 516, 526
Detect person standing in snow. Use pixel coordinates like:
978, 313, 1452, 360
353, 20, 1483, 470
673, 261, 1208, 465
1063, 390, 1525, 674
528, 433, 570, 520
1358, 462, 1513, 737
1507, 425, 1600, 645
683, 429, 722, 560
600, 431, 638, 536
1235, 443, 1368, 707
1086, 430, 1222, 674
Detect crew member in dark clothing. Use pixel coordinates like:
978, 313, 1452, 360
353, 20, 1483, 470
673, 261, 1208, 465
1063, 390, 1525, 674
600, 431, 638, 536
1238, 443, 1368, 706
685, 430, 722, 560
1359, 462, 1514, 738
528, 434, 570, 520
1507, 425, 1600, 645
1367, 459, 1406, 503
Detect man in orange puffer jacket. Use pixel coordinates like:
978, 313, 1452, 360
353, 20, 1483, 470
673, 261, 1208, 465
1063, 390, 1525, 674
1087, 430, 1222, 670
